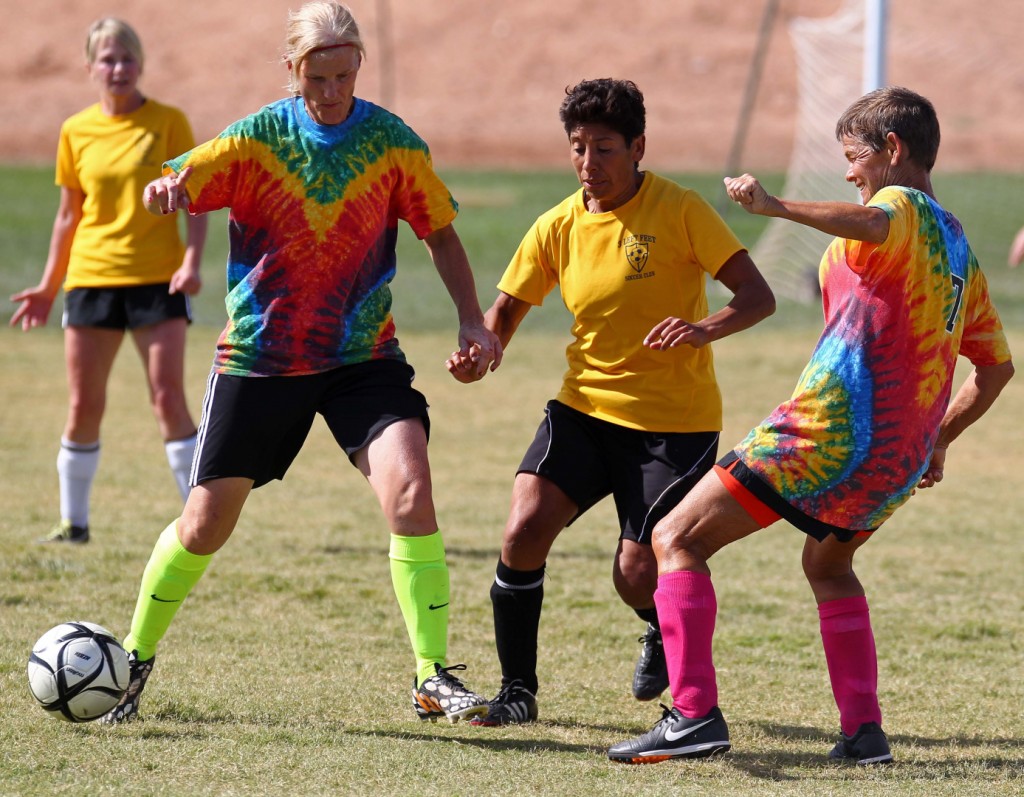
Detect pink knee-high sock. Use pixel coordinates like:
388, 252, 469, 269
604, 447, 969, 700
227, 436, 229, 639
654, 570, 718, 717
818, 595, 882, 735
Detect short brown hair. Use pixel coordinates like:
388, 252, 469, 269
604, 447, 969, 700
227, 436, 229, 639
835, 86, 940, 171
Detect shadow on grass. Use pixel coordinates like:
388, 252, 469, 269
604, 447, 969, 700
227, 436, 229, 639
114, 712, 1024, 781
738, 722, 1024, 780
320, 543, 607, 562
120, 710, 606, 756
760, 721, 1024, 750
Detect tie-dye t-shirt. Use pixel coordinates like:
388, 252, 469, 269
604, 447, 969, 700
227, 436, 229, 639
734, 186, 1010, 531
167, 97, 457, 376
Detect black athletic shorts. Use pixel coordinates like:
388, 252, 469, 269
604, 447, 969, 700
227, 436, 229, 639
63, 283, 191, 329
518, 400, 719, 544
716, 451, 873, 543
191, 359, 430, 489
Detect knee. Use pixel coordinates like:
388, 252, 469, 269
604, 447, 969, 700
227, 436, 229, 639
651, 517, 695, 561
801, 546, 856, 591
150, 383, 189, 423
384, 476, 436, 532
67, 390, 106, 426
613, 545, 657, 606
651, 517, 713, 573
499, 513, 560, 570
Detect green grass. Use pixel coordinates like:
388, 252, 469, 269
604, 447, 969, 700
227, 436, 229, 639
1, 324, 1022, 796
1, 164, 1022, 795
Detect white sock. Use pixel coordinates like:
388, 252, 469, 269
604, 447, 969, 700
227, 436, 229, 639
164, 434, 197, 502
57, 439, 100, 528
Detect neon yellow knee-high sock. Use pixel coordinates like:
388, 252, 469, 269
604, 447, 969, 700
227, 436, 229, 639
122, 521, 212, 661
389, 530, 449, 686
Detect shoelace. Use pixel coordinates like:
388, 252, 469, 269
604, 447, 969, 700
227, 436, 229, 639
654, 703, 679, 727
492, 677, 529, 703
434, 663, 470, 689
637, 624, 660, 643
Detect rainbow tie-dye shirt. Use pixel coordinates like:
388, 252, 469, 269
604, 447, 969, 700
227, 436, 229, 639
168, 97, 457, 376
734, 186, 1010, 531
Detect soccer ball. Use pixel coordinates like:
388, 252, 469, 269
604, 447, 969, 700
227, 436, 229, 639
27, 621, 129, 722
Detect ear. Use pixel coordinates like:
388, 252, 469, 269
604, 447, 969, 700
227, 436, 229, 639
884, 131, 904, 165
632, 133, 646, 164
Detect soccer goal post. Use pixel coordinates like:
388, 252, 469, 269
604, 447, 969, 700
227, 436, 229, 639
747, 0, 888, 302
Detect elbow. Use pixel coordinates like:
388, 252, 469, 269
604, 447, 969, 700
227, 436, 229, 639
751, 282, 777, 323
980, 359, 1015, 394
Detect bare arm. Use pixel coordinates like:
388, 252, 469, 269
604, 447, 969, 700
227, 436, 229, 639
918, 359, 1015, 488
169, 213, 208, 296
422, 223, 503, 377
1009, 226, 1024, 268
485, 291, 533, 350
644, 250, 776, 350
724, 173, 890, 244
446, 291, 532, 383
9, 186, 84, 330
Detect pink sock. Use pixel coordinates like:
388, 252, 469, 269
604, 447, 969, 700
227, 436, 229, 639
818, 595, 882, 735
654, 570, 718, 717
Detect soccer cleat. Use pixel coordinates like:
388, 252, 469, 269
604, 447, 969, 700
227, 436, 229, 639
470, 679, 539, 726
101, 651, 155, 724
411, 663, 489, 724
39, 520, 89, 544
608, 704, 730, 764
828, 722, 894, 765
632, 623, 669, 701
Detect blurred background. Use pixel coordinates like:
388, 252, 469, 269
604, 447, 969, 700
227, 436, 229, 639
2, 0, 1022, 320
3, 0, 1021, 172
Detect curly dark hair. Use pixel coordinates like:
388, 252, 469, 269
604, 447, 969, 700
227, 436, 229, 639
559, 78, 645, 144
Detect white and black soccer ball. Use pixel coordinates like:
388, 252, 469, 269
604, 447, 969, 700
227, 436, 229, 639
27, 621, 129, 722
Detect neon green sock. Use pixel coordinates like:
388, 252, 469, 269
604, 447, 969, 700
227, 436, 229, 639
122, 520, 212, 661
389, 530, 449, 686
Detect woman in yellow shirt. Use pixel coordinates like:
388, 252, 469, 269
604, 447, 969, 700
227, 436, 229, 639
10, 18, 207, 543
449, 78, 775, 725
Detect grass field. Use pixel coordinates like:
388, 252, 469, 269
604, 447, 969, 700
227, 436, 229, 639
1, 166, 1022, 795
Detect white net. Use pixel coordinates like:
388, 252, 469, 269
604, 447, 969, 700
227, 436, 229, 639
751, 0, 865, 301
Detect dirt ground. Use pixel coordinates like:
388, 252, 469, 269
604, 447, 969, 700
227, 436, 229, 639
4, 0, 1023, 172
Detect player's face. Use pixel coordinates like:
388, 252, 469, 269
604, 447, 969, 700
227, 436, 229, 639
88, 37, 141, 99
293, 45, 361, 126
842, 134, 894, 203
569, 124, 645, 212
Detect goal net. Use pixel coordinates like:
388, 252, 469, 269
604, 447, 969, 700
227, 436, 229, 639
751, 0, 866, 301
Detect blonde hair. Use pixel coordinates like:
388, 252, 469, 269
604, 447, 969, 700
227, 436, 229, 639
85, 17, 144, 71
284, 1, 365, 92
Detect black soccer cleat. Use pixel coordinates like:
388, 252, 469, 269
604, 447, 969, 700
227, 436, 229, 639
470, 679, 539, 726
632, 622, 669, 701
608, 704, 730, 764
828, 721, 894, 765
101, 651, 154, 724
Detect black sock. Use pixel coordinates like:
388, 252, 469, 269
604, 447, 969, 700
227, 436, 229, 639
634, 606, 659, 628
491, 559, 545, 695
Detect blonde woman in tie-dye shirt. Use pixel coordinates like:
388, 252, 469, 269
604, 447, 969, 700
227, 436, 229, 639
608, 87, 1012, 767
103, 1, 501, 727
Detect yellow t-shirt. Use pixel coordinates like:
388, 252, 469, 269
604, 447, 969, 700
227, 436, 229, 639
56, 99, 196, 290
499, 172, 744, 432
